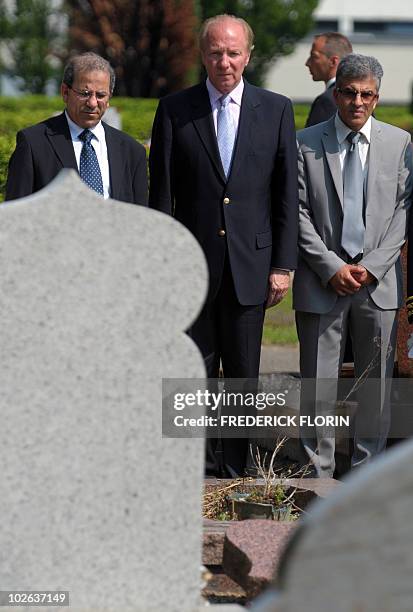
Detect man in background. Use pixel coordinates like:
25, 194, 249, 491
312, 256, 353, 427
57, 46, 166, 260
305, 32, 352, 127
6, 52, 147, 206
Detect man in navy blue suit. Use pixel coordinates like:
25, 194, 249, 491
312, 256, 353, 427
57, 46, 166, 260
149, 15, 298, 475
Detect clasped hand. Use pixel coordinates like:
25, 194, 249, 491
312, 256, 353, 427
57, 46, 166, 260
329, 264, 375, 297
266, 270, 290, 308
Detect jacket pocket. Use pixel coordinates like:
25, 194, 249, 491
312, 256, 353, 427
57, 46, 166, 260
256, 230, 272, 249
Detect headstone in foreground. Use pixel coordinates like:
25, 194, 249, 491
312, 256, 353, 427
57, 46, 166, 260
251, 438, 413, 612
0, 170, 209, 611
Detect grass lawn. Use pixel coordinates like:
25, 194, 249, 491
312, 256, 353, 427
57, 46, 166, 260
263, 289, 298, 346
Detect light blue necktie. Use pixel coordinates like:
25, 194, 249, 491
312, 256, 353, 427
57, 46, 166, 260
217, 95, 236, 178
341, 131, 365, 259
79, 129, 104, 195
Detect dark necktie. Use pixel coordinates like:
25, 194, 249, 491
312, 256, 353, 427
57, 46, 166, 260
79, 129, 104, 195
217, 94, 236, 178
342, 131, 364, 258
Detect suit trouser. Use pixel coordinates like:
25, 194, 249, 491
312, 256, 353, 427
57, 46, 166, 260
296, 287, 397, 477
188, 256, 265, 475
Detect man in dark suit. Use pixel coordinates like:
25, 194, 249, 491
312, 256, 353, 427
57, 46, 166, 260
149, 14, 298, 475
305, 32, 352, 127
6, 52, 147, 206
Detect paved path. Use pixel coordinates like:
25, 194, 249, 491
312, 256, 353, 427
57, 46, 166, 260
260, 344, 299, 374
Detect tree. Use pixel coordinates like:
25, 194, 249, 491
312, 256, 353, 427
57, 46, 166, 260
0, 0, 65, 94
66, 0, 198, 97
198, 0, 319, 86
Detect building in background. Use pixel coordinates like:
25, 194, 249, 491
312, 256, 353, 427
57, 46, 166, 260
265, 0, 413, 104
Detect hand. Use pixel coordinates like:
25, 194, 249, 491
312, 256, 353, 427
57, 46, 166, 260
329, 264, 362, 296
351, 265, 376, 286
266, 270, 290, 308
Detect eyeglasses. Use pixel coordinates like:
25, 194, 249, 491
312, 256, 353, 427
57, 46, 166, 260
336, 87, 378, 103
67, 85, 109, 101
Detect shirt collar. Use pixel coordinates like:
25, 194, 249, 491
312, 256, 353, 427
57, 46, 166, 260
326, 77, 336, 89
206, 77, 244, 107
335, 112, 372, 146
65, 110, 105, 142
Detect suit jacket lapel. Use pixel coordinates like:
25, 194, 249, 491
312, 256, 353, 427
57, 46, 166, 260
322, 117, 344, 208
365, 118, 382, 208
228, 81, 259, 183
191, 83, 226, 183
46, 113, 78, 170
104, 124, 123, 200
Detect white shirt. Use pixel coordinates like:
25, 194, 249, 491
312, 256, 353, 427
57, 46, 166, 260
335, 112, 371, 178
206, 78, 244, 136
326, 77, 336, 89
65, 111, 110, 199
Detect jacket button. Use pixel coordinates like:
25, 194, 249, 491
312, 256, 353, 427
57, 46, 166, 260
223, 197, 230, 204
218, 229, 226, 236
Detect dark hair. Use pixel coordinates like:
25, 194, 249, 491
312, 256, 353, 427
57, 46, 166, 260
315, 32, 352, 59
62, 52, 115, 95
336, 53, 384, 90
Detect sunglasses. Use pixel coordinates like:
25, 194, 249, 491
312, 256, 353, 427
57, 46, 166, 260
336, 88, 378, 103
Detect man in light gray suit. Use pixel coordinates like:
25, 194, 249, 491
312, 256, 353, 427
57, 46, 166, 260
294, 54, 412, 477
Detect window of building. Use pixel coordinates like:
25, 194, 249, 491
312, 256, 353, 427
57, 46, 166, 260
354, 20, 413, 37
313, 20, 339, 32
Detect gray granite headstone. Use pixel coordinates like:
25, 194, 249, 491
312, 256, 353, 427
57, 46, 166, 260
0, 170, 208, 611
251, 437, 413, 612
103, 106, 122, 130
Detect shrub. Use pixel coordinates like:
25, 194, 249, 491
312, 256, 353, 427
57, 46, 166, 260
0, 134, 15, 202
1, 96, 412, 202
0, 95, 158, 200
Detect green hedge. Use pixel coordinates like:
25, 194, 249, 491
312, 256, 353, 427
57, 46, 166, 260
293, 103, 413, 132
0, 95, 158, 140
1, 95, 413, 201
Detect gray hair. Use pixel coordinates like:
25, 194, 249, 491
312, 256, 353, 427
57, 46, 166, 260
62, 52, 116, 95
199, 14, 254, 52
336, 53, 384, 91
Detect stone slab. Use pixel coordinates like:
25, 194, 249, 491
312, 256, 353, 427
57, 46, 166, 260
203, 477, 339, 497
202, 568, 247, 605
223, 520, 297, 598
203, 520, 229, 565
0, 171, 208, 611
102, 106, 122, 129
202, 479, 338, 569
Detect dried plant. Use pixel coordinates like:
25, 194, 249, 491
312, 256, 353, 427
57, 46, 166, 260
249, 438, 312, 513
343, 336, 392, 402
203, 478, 251, 520
202, 439, 312, 520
